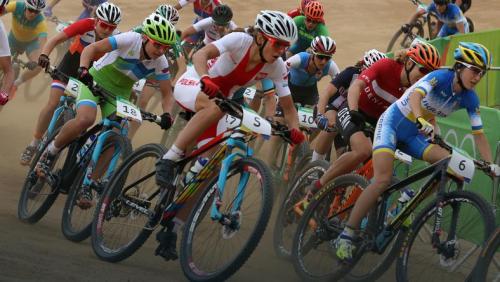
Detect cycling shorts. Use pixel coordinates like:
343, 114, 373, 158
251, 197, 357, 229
55, 51, 81, 84
372, 105, 433, 159
275, 82, 318, 117
76, 83, 131, 118
8, 32, 39, 55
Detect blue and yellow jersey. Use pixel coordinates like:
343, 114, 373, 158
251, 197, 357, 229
5, 1, 47, 42
395, 69, 483, 134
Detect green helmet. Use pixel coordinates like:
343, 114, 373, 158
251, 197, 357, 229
142, 13, 177, 45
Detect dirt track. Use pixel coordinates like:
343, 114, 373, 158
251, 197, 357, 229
1, 0, 500, 281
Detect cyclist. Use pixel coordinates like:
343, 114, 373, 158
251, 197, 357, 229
405, 0, 468, 38
174, 0, 221, 50
181, 4, 236, 49
0, 0, 14, 105
261, 35, 339, 168
287, 0, 328, 58
19, 2, 121, 165
1, 0, 47, 97
312, 49, 387, 162
33, 13, 177, 206
287, 0, 314, 18
301, 43, 441, 208
128, 4, 181, 138
154, 10, 305, 260
44, 0, 108, 20
335, 42, 499, 262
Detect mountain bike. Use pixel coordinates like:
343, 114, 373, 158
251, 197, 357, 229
18, 70, 162, 239
91, 95, 293, 281
386, 0, 474, 52
291, 135, 496, 281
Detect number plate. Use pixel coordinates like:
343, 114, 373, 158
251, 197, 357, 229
298, 107, 317, 129
133, 79, 146, 93
447, 148, 475, 183
116, 97, 142, 123
241, 107, 271, 136
243, 87, 257, 100
223, 114, 241, 129
65, 77, 82, 98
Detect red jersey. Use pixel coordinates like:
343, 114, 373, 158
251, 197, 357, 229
357, 58, 405, 119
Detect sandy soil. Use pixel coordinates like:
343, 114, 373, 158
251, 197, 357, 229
1, 0, 499, 281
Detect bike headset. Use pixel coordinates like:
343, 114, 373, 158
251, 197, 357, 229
403, 43, 440, 85
254, 10, 298, 63
452, 42, 491, 90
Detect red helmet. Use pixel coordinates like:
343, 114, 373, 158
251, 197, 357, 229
304, 1, 324, 21
300, 0, 314, 12
406, 43, 441, 71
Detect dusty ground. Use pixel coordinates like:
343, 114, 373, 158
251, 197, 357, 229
1, 0, 500, 281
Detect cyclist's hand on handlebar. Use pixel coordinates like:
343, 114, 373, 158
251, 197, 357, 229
38, 54, 50, 70
315, 113, 330, 130
288, 128, 305, 145
0, 90, 9, 105
159, 112, 174, 130
77, 66, 93, 87
416, 117, 434, 136
488, 163, 500, 177
199, 75, 220, 98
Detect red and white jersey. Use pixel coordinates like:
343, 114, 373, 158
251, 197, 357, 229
357, 58, 405, 119
193, 17, 237, 45
64, 18, 118, 56
208, 32, 291, 98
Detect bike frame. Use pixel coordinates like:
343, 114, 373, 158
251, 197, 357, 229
46, 95, 75, 138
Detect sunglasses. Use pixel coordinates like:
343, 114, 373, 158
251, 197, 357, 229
305, 17, 321, 24
315, 54, 331, 61
26, 7, 41, 14
148, 37, 171, 52
262, 33, 290, 51
97, 20, 117, 31
214, 22, 230, 28
460, 61, 486, 77
410, 58, 432, 75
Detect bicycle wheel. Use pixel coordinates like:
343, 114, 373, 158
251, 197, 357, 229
466, 17, 474, 32
17, 126, 72, 223
291, 174, 370, 281
180, 157, 274, 281
91, 143, 167, 262
386, 23, 424, 52
61, 132, 132, 242
396, 190, 496, 281
467, 228, 500, 282
273, 160, 329, 260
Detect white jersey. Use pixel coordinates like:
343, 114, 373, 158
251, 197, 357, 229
193, 17, 237, 45
207, 32, 291, 98
93, 31, 170, 82
0, 20, 10, 57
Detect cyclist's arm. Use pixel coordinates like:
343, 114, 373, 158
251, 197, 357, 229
192, 43, 220, 77
279, 95, 300, 129
474, 133, 493, 163
408, 88, 426, 119
181, 26, 197, 41
38, 35, 48, 50
346, 79, 365, 111
158, 79, 174, 114
80, 37, 113, 68
317, 83, 337, 114
41, 32, 68, 56
456, 21, 465, 33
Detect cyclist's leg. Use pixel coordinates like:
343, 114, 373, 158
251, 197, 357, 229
0, 23, 14, 93
33, 83, 65, 139
312, 109, 337, 161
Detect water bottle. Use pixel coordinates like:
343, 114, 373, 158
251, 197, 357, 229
183, 157, 209, 186
387, 188, 415, 224
77, 134, 96, 162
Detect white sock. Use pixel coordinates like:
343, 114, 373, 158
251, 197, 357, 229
162, 145, 184, 161
311, 151, 326, 162
30, 138, 41, 147
47, 141, 61, 155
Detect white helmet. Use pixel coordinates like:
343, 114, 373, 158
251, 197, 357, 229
311, 36, 336, 55
25, 0, 45, 10
95, 2, 122, 25
155, 4, 179, 26
255, 10, 297, 45
363, 49, 387, 68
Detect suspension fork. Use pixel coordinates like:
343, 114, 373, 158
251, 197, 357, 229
431, 169, 450, 248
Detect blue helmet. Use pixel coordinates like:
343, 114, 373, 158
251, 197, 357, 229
454, 42, 492, 70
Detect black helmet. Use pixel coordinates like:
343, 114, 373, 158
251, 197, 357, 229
433, 0, 449, 5
212, 4, 233, 25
